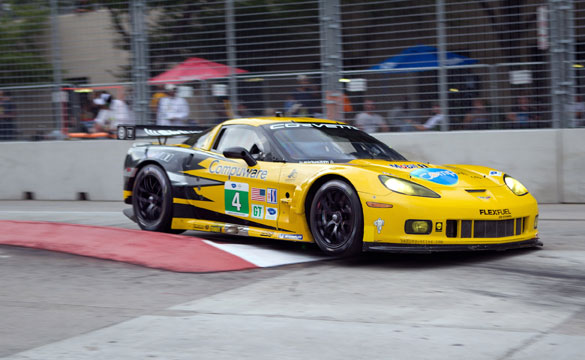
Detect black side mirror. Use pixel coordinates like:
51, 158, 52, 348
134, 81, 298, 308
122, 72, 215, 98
223, 147, 258, 167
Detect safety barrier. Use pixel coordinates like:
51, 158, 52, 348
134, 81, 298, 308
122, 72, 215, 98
0, 128, 583, 203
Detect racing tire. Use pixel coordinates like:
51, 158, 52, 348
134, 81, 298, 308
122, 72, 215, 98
132, 164, 184, 234
309, 180, 363, 256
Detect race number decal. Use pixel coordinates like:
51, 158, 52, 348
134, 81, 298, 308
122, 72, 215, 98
225, 181, 249, 217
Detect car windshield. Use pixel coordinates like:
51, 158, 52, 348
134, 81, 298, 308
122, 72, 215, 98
266, 122, 407, 162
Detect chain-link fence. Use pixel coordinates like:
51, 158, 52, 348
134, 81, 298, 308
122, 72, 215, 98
0, 0, 583, 141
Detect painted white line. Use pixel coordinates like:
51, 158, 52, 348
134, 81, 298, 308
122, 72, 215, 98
202, 240, 325, 268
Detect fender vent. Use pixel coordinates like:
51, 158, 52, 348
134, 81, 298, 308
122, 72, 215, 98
465, 189, 486, 193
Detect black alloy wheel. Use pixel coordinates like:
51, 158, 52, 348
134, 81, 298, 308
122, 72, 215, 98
132, 164, 183, 233
309, 180, 363, 256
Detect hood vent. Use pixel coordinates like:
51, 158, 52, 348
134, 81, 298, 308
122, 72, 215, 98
465, 189, 486, 193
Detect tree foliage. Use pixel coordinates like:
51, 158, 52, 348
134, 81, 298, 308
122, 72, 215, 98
0, 1, 53, 86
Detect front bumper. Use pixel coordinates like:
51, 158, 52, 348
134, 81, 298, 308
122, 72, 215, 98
363, 237, 543, 253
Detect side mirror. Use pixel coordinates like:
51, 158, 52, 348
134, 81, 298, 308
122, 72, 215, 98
223, 147, 258, 167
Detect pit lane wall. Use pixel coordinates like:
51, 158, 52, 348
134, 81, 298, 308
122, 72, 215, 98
0, 129, 583, 203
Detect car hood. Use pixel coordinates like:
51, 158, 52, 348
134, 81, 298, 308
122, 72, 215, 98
348, 160, 503, 189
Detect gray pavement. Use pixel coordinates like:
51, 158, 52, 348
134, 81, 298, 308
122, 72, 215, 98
0, 201, 584, 359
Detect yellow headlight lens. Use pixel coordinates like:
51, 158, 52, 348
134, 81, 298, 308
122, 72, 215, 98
412, 221, 429, 233
379, 175, 440, 198
504, 175, 529, 196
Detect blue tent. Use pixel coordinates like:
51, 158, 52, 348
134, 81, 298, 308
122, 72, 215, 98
370, 45, 477, 73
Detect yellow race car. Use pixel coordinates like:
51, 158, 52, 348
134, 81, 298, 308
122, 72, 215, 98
120, 117, 541, 256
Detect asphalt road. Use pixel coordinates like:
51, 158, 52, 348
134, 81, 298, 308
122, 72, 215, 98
0, 201, 584, 360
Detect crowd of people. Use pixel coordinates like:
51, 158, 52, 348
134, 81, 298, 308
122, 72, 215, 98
1, 77, 585, 141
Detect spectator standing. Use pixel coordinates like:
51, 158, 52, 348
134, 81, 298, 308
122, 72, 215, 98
292, 75, 321, 117
415, 104, 444, 131
93, 92, 132, 133
355, 100, 387, 133
569, 95, 585, 127
387, 98, 415, 132
0, 90, 16, 140
463, 99, 490, 130
506, 96, 538, 129
157, 84, 190, 126
150, 85, 167, 121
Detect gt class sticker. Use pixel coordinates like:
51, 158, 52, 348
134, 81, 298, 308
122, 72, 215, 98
410, 168, 459, 186
224, 181, 249, 217
251, 204, 264, 219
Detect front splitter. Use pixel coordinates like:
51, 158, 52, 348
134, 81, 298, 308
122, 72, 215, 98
363, 238, 543, 253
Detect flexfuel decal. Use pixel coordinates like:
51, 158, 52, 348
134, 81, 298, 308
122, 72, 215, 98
410, 168, 459, 186
225, 181, 249, 217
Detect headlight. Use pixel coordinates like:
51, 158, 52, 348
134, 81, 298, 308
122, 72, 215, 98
504, 175, 529, 196
379, 175, 440, 198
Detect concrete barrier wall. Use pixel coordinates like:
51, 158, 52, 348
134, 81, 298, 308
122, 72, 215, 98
0, 129, 584, 203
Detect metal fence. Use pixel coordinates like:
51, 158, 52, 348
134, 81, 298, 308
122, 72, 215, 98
0, 0, 583, 141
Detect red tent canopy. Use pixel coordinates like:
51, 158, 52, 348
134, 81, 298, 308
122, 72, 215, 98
149, 57, 248, 84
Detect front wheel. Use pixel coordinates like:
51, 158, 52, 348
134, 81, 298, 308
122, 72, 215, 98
309, 180, 363, 256
132, 164, 183, 234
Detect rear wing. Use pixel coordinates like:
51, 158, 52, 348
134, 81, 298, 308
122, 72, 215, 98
116, 124, 207, 144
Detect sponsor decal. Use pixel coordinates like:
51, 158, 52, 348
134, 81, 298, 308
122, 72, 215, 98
287, 169, 298, 180
269, 123, 359, 130
209, 160, 268, 180
259, 231, 274, 237
479, 209, 511, 216
265, 207, 278, 220
410, 168, 459, 186
374, 218, 385, 234
210, 224, 223, 233
251, 188, 266, 202
251, 204, 264, 219
478, 196, 492, 200
144, 128, 202, 137
300, 160, 333, 164
267, 188, 278, 204
388, 163, 429, 169
224, 181, 249, 217
489, 171, 502, 177
154, 152, 174, 162
278, 234, 304, 240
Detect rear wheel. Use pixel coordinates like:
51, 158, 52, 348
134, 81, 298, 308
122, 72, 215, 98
309, 180, 363, 256
132, 164, 183, 234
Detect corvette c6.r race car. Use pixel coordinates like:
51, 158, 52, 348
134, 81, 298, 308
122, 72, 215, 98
120, 117, 541, 256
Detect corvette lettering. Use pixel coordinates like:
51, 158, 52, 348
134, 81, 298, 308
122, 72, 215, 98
479, 209, 511, 215
209, 160, 267, 180
269, 123, 358, 130
388, 163, 428, 169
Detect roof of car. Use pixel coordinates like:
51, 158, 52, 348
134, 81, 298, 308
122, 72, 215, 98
221, 117, 345, 127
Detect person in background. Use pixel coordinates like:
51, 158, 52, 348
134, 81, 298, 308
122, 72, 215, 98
0, 90, 16, 141
93, 92, 132, 133
150, 85, 167, 122
387, 97, 415, 132
354, 99, 387, 133
570, 95, 585, 128
157, 84, 190, 126
463, 99, 489, 130
292, 75, 321, 117
506, 96, 538, 129
415, 104, 444, 131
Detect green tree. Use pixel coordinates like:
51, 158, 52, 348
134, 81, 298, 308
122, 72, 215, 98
0, 1, 53, 86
